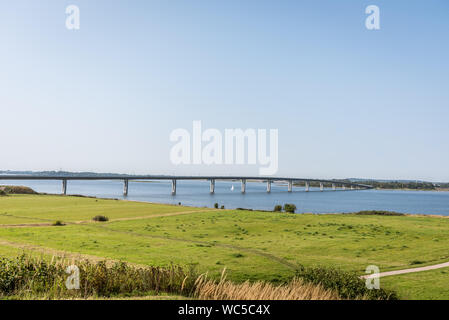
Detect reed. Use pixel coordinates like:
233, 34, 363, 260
194, 270, 341, 300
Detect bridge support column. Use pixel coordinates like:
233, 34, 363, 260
332, 183, 336, 191
266, 180, 271, 193
342, 185, 346, 191
171, 179, 177, 195
305, 181, 309, 192
123, 179, 129, 196
62, 179, 67, 195
210, 179, 215, 194
288, 180, 293, 192
320, 182, 324, 191
241, 179, 246, 194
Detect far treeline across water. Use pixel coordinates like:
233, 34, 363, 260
294, 180, 449, 190
353, 181, 449, 191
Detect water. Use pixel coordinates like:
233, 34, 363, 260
2, 179, 449, 216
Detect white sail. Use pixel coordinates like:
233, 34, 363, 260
231, 185, 234, 191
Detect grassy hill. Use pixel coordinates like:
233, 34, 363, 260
0, 194, 448, 299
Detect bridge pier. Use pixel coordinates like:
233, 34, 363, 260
123, 179, 129, 196
320, 182, 324, 192
332, 183, 336, 191
62, 179, 67, 195
210, 179, 215, 194
288, 180, 293, 192
171, 179, 177, 195
266, 180, 271, 193
305, 181, 309, 192
241, 179, 246, 193
342, 185, 346, 191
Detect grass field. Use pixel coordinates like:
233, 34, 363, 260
0, 194, 448, 299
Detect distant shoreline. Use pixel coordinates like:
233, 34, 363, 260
374, 188, 449, 192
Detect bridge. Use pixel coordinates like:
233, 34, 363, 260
0, 175, 373, 196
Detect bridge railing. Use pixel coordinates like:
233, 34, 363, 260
0, 175, 373, 196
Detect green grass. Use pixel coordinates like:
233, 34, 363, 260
0, 195, 449, 299
0, 195, 195, 224
381, 269, 449, 300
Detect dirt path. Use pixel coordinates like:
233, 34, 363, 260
87, 209, 213, 223
0, 206, 297, 272
0, 239, 121, 265
95, 224, 299, 270
0, 228, 298, 272
361, 261, 449, 279
0, 209, 212, 228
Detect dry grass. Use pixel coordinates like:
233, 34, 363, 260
1, 255, 342, 300
194, 270, 341, 300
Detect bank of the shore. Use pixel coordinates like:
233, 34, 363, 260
1, 194, 449, 299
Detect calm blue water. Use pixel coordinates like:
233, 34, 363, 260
2, 180, 449, 216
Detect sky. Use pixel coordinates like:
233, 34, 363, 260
0, 0, 448, 181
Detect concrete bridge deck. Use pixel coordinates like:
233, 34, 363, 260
0, 175, 373, 196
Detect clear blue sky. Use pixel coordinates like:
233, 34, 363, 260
1, 1, 448, 181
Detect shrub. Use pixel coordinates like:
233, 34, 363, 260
283, 204, 297, 213
214, 203, 219, 209
1, 186, 37, 194
274, 205, 283, 212
0, 255, 198, 299
353, 210, 404, 216
92, 215, 109, 222
52, 220, 65, 226
0, 190, 7, 196
220, 205, 225, 209
295, 265, 397, 300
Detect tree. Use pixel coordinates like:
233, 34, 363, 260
274, 205, 282, 212
283, 203, 297, 213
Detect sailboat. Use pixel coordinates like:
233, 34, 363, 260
231, 185, 234, 191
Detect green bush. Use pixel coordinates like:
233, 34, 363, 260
1, 186, 37, 194
92, 215, 109, 222
220, 205, 225, 209
0, 255, 198, 299
214, 203, 219, 209
283, 204, 297, 213
0, 190, 7, 196
274, 205, 282, 212
295, 265, 398, 300
354, 210, 404, 216
52, 220, 65, 226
